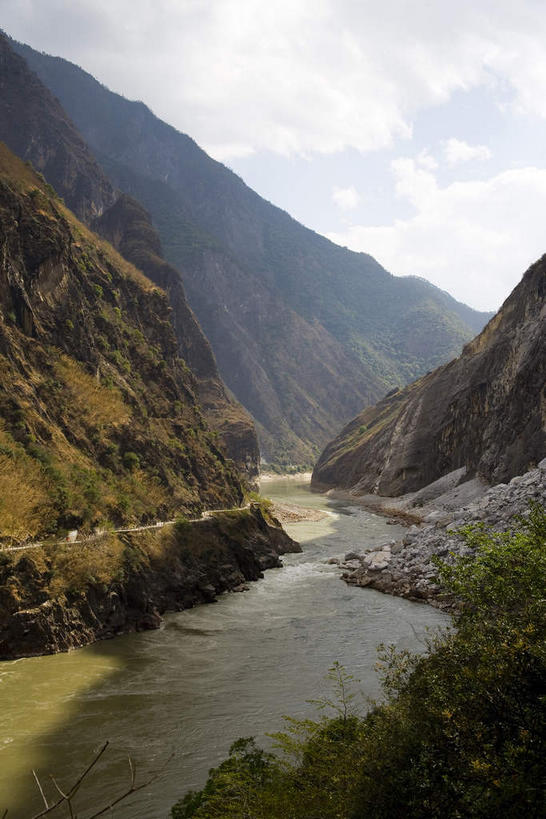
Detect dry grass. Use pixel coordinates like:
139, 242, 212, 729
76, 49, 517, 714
48, 534, 125, 596
54, 355, 130, 428
119, 469, 170, 512
0, 453, 54, 542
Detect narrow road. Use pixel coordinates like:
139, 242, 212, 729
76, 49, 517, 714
1, 505, 253, 553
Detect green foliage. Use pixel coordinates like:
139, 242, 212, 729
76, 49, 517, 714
172, 508, 546, 818
122, 451, 140, 472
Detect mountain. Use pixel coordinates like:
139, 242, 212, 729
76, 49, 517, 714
11, 37, 493, 467
0, 142, 245, 542
0, 32, 259, 479
313, 257, 545, 495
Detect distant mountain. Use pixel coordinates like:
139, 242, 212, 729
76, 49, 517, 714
0, 32, 259, 479
12, 37, 493, 467
0, 143, 245, 541
313, 258, 545, 495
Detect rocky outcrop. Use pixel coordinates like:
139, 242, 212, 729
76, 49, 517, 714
313, 257, 545, 495
0, 32, 259, 479
339, 461, 546, 607
0, 505, 300, 659
13, 36, 493, 466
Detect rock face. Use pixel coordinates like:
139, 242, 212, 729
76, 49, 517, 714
0, 143, 244, 539
340, 461, 546, 607
313, 258, 545, 495
0, 505, 300, 659
12, 36, 493, 466
0, 32, 258, 479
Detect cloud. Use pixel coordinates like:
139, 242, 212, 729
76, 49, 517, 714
332, 185, 360, 210
416, 150, 439, 171
444, 138, 492, 164
4, 1, 546, 159
327, 159, 546, 311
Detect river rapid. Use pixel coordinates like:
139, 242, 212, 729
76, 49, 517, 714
0, 479, 449, 817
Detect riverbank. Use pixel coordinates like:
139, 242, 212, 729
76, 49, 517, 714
335, 462, 546, 608
0, 505, 299, 660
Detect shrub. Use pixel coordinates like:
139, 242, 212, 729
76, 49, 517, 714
122, 451, 140, 472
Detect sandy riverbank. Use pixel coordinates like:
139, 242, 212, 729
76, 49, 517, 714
270, 501, 328, 524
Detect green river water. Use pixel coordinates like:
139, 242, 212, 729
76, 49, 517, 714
0, 479, 449, 817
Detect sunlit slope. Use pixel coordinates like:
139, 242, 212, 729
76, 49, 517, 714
0, 143, 243, 543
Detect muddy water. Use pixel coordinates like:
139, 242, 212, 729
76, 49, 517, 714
0, 479, 449, 817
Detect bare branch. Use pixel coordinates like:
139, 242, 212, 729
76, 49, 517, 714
87, 753, 174, 819
49, 778, 68, 801
128, 756, 136, 789
30, 742, 109, 818
27, 743, 173, 819
32, 770, 49, 810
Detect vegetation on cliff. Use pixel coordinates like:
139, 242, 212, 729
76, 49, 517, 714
0, 143, 244, 544
171, 507, 546, 818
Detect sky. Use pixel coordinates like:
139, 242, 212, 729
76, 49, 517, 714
2, 0, 546, 311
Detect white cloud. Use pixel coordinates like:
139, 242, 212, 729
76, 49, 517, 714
327, 159, 546, 311
332, 185, 360, 210
416, 149, 439, 171
444, 138, 492, 164
5, 1, 546, 159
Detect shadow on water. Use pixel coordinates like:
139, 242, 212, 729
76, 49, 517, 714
0, 480, 450, 818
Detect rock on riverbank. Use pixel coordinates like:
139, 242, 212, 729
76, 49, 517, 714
340, 461, 546, 608
0, 506, 299, 660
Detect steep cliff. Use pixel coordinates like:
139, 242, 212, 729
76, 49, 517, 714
0, 32, 259, 477
313, 258, 545, 495
12, 37, 493, 466
0, 143, 245, 542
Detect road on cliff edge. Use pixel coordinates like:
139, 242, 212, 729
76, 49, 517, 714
1, 504, 253, 553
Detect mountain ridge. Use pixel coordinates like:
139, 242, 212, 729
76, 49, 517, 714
11, 35, 493, 466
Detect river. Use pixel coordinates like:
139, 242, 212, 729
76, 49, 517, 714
0, 479, 449, 817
